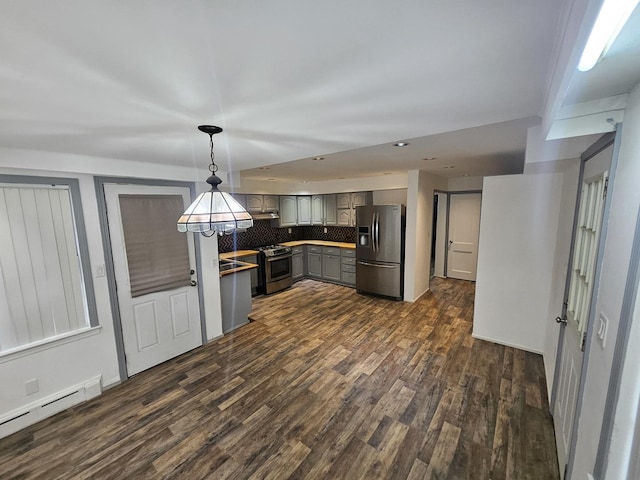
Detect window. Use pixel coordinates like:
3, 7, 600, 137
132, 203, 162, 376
0, 176, 96, 354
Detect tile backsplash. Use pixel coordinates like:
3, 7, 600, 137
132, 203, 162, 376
217, 220, 356, 252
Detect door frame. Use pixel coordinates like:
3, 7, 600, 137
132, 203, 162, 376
433, 190, 448, 278
550, 129, 621, 477
444, 190, 482, 278
94, 176, 206, 382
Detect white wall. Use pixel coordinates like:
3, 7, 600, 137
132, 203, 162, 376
233, 173, 408, 195
572, 81, 640, 479
447, 176, 483, 191
404, 170, 447, 302
373, 188, 407, 205
0, 168, 121, 423
473, 172, 563, 353
0, 150, 224, 433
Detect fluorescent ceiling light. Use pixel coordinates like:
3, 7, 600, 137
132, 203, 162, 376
578, 0, 640, 71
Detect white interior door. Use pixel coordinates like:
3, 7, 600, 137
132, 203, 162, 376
553, 144, 612, 478
105, 184, 202, 377
446, 193, 481, 281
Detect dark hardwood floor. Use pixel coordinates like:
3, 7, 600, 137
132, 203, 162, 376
0, 278, 559, 479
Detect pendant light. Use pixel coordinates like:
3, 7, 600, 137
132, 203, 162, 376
177, 125, 253, 236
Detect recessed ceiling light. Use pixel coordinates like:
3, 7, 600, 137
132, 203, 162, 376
393, 142, 410, 147
313, 157, 325, 161
423, 157, 437, 161
267, 178, 276, 181
259, 167, 270, 170
443, 165, 456, 169
383, 172, 392, 175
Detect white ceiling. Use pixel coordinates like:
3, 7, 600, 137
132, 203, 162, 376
0, 1, 637, 184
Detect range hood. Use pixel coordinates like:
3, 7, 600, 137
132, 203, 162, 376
251, 211, 279, 220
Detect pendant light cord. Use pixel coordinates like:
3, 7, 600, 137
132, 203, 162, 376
208, 134, 218, 174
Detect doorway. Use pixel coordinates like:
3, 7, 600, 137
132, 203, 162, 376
551, 135, 616, 478
96, 178, 206, 380
446, 192, 482, 281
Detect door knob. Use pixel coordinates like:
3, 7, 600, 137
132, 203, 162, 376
555, 316, 567, 325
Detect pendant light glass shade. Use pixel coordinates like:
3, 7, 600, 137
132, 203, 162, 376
177, 125, 253, 235
177, 188, 253, 234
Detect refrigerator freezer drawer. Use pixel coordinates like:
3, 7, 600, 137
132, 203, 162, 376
356, 260, 403, 300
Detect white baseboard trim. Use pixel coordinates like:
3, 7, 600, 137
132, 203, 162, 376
471, 333, 544, 355
0, 375, 103, 439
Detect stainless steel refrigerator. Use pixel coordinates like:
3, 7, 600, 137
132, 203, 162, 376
355, 204, 405, 300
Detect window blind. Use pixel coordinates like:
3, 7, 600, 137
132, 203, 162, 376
0, 185, 88, 352
118, 195, 191, 298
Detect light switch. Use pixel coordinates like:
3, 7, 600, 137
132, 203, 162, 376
96, 264, 106, 277
597, 313, 608, 349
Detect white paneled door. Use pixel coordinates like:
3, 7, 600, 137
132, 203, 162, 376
447, 193, 482, 281
553, 143, 612, 478
105, 185, 202, 377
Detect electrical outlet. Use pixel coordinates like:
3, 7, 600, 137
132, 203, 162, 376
25, 379, 39, 395
324, 227, 328, 234
96, 264, 106, 277
288, 228, 292, 234
597, 313, 608, 349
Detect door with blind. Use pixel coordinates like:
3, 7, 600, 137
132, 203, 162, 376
105, 184, 201, 376
553, 143, 612, 477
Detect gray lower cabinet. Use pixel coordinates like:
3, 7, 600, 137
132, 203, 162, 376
292, 246, 304, 281
307, 252, 322, 277
341, 249, 356, 285
322, 248, 341, 282
301, 244, 356, 286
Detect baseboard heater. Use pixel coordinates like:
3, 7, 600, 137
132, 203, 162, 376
0, 375, 102, 439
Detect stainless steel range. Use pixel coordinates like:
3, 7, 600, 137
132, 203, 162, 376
256, 245, 293, 295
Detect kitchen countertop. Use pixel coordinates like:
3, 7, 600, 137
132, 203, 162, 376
281, 240, 356, 249
218, 258, 258, 277
219, 250, 259, 260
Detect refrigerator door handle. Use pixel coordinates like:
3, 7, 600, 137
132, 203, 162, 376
374, 212, 380, 253
358, 260, 397, 269
371, 213, 376, 252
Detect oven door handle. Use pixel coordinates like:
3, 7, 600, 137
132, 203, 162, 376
265, 254, 293, 262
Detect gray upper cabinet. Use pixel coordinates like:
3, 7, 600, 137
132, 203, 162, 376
337, 209, 352, 226
351, 191, 370, 207
246, 194, 264, 212
263, 195, 279, 211
336, 193, 351, 210
311, 195, 324, 225
245, 194, 280, 212
279, 196, 298, 226
297, 196, 312, 225
324, 194, 337, 225
336, 192, 372, 226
